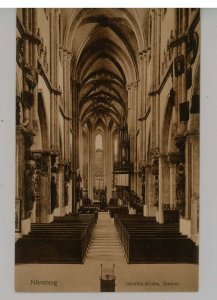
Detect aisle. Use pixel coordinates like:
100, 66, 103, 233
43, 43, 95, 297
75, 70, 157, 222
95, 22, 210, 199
86, 212, 125, 262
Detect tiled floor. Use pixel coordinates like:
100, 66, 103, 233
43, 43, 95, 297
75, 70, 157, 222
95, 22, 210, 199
15, 212, 198, 292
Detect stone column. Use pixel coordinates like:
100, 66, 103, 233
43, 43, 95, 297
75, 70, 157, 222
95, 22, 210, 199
146, 165, 155, 216
67, 53, 72, 157
71, 80, 79, 213
50, 9, 55, 148
186, 132, 199, 243
16, 127, 26, 221
57, 161, 65, 213
32, 9, 39, 134
131, 81, 138, 193
36, 153, 50, 223
150, 9, 155, 90
167, 153, 178, 209
173, 8, 179, 125
155, 10, 161, 148
106, 129, 113, 201
103, 130, 107, 195
22, 9, 31, 128
126, 84, 132, 191
88, 127, 94, 201
158, 155, 164, 223
138, 51, 146, 165
63, 50, 68, 158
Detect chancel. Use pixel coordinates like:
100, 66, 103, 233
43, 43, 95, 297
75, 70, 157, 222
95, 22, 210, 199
15, 8, 200, 291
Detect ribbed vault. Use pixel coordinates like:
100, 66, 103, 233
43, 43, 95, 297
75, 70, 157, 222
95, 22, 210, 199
62, 8, 148, 131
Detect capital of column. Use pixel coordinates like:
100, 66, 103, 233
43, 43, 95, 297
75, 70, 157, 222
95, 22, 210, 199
157, 8, 162, 17
131, 81, 139, 90
63, 49, 68, 62
67, 51, 73, 62
138, 50, 147, 60
167, 152, 179, 165
55, 8, 60, 17
126, 84, 132, 91
71, 79, 81, 88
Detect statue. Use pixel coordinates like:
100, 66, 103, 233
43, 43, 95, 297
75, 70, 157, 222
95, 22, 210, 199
51, 176, 58, 212
176, 163, 185, 215
24, 161, 40, 218
64, 182, 69, 206
153, 176, 159, 207
76, 170, 82, 202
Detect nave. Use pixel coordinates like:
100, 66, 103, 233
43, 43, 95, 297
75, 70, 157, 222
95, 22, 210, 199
15, 8, 200, 292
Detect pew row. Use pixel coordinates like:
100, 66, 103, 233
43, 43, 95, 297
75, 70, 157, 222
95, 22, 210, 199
114, 215, 198, 264
15, 214, 95, 264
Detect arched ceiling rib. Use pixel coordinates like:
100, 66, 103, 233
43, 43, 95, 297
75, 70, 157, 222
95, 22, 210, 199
61, 8, 148, 132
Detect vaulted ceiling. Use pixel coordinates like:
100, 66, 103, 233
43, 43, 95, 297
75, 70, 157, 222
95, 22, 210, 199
61, 8, 149, 131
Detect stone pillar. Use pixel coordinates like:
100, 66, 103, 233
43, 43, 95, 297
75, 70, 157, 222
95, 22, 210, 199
158, 155, 164, 223
67, 53, 72, 157
186, 132, 199, 243
16, 127, 26, 221
63, 50, 68, 158
50, 9, 55, 148
167, 152, 178, 209
155, 10, 161, 148
106, 129, 113, 201
71, 80, 79, 213
151, 150, 160, 221
146, 165, 155, 216
150, 9, 155, 90
32, 9, 39, 134
173, 9, 179, 125
57, 161, 65, 213
169, 164, 176, 209
130, 82, 138, 193
126, 84, 132, 190
39, 172, 49, 222
88, 127, 94, 201
33, 152, 50, 223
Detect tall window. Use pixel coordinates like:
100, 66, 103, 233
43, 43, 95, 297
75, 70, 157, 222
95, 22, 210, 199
114, 136, 118, 162
95, 133, 103, 150
94, 133, 104, 190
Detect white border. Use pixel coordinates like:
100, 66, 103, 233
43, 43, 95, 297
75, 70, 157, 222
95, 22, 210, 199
1, 6, 217, 300
0, 0, 217, 8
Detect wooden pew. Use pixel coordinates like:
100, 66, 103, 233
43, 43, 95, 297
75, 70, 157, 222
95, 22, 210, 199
15, 214, 95, 264
114, 215, 198, 264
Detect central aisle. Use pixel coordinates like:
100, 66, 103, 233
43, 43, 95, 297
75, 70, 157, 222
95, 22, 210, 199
86, 212, 125, 262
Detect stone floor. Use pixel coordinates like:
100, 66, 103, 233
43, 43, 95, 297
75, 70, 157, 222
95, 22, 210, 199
15, 212, 198, 292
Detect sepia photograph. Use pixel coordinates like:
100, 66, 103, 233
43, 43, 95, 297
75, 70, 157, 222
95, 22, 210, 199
15, 8, 200, 292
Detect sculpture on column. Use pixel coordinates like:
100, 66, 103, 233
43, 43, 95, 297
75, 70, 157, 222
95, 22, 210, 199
176, 162, 185, 216
76, 170, 82, 202
64, 162, 72, 206
51, 175, 58, 212
175, 135, 186, 216
139, 164, 146, 205
24, 160, 40, 218
152, 149, 159, 207
50, 154, 59, 212
64, 182, 69, 206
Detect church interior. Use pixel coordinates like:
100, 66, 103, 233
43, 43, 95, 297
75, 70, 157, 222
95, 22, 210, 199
15, 8, 200, 291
